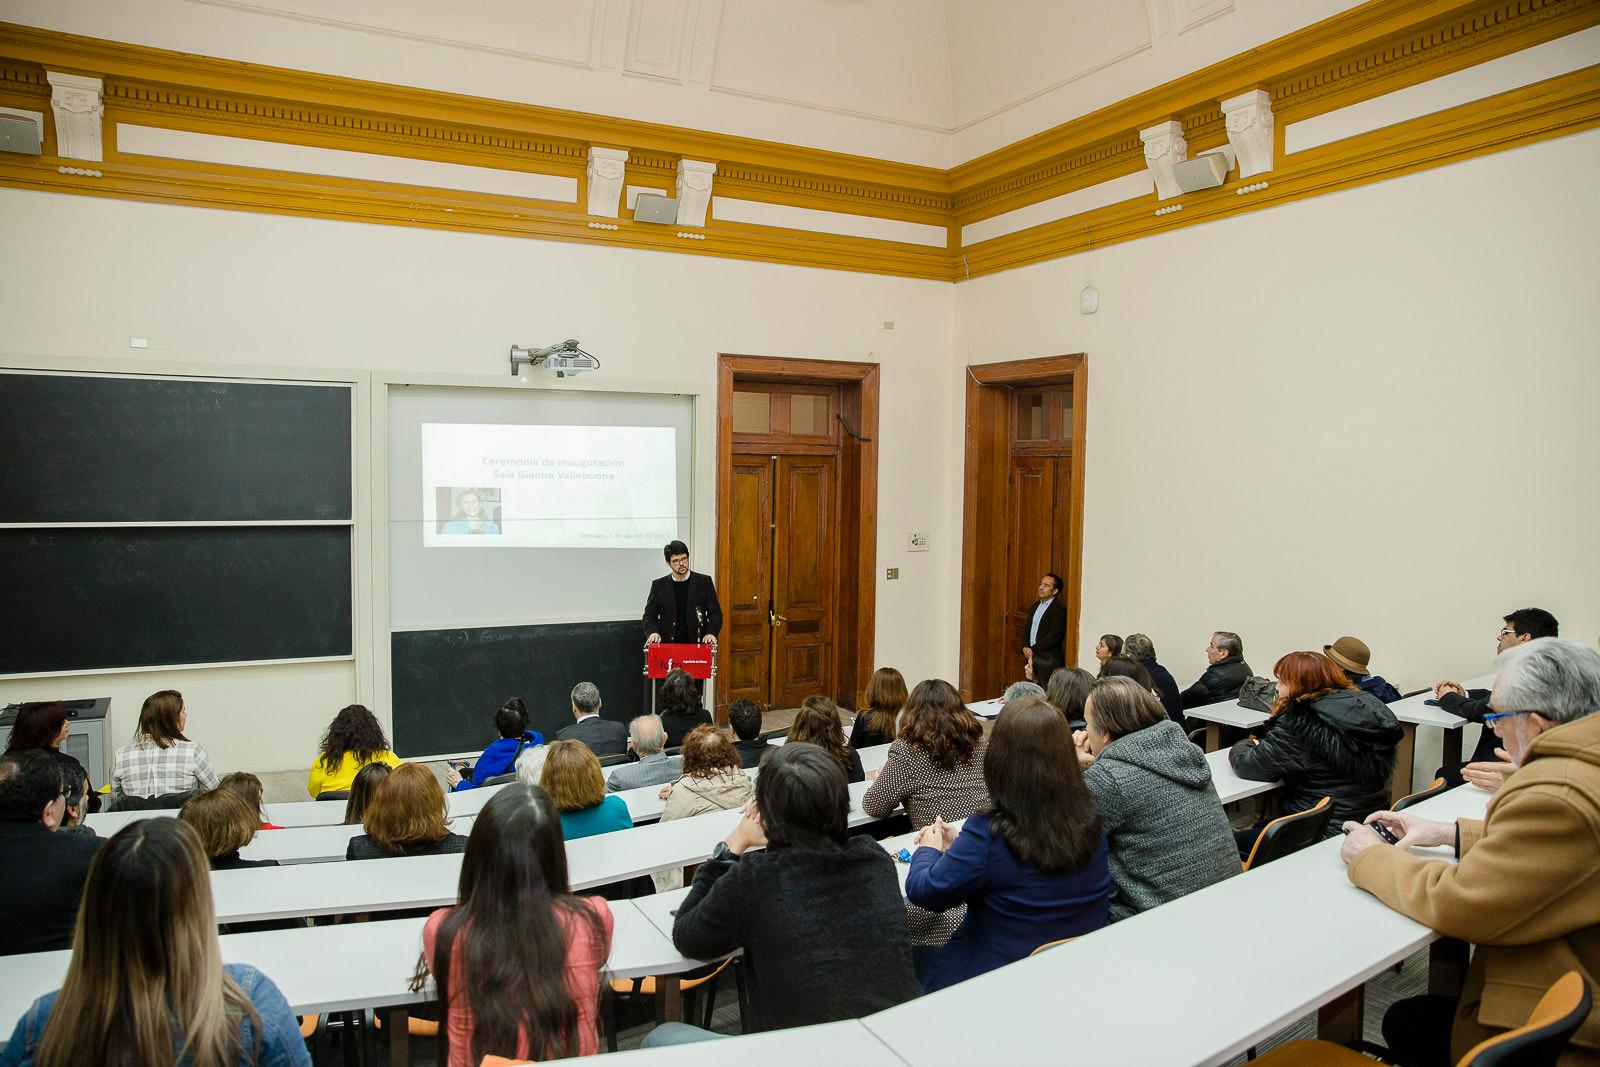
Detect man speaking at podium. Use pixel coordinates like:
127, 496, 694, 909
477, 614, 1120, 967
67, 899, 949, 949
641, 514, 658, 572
643, 540, 722, 648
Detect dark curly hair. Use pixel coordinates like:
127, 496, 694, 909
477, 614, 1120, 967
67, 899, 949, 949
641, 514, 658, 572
657, 669, 702, 718
899, 679, 983, 772
317, 704, 390, 773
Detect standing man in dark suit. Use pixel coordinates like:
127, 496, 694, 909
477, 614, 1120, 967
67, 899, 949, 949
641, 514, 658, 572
557, 681, 628, 758
643, 540, 723, 648
1022, 572, 1067, 683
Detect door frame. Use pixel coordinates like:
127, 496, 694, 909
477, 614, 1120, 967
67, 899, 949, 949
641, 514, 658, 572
958, 354, 1088, 701
716, 354, 879, 715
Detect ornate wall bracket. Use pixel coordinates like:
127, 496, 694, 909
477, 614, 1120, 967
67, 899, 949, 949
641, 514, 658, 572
1222, 89, 1276, 178
586, 146, 628, 217
675, 158, 716, 227
46, 71, 102, 161
1139, 120, 1189, 200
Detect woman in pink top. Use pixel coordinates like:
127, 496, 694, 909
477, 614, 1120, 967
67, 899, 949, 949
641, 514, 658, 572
412, 783, 613, 1066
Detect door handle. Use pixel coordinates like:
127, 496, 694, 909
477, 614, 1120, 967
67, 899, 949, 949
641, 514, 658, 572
769, 609, 787, 628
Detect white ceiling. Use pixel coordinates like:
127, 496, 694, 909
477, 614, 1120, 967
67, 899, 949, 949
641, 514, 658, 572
0, 0, 1368, 166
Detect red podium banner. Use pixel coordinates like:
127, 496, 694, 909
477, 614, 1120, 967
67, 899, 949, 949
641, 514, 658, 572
645, 642, 715, 680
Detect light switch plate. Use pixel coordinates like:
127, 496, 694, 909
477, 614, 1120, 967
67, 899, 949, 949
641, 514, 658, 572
886, 568, 899, 580
907, 532, 930, 552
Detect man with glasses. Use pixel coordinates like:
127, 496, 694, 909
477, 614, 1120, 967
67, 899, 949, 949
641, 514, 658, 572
1179, 630, 1252, 709
1432, 607, 1559, 788
1339, 637, 1600, 1066
0, 750, 102, 955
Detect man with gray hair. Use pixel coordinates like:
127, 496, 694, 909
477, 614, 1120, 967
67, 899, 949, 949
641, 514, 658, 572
1124, 633, 1184, 725
605, 714, 683, 793
557, 681, 627, 758
1179, 631, 1251, 709
1001, 680, 1046, 707
1339, 638, 1600, 1064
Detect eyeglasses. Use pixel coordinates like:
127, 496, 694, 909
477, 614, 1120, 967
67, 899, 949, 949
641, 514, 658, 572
1484, 709, 1537, 724
1498, 628, 1518, 638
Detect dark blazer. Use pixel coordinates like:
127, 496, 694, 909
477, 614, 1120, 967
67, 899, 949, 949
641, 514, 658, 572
1141, 658, 1186, 725
734, 738, 774, 769
346, 832, 468, 861
558, 715, 629, 758
1023, 597, 1067, 675
0, 821, 101, 955
1179, 657, 1253, 709
660, 707, 714, 749
642, 571, 723, 642
1437, 688, 1499, 781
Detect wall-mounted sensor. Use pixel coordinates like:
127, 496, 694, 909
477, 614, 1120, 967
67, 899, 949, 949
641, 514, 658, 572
1079, 285, 1100, 315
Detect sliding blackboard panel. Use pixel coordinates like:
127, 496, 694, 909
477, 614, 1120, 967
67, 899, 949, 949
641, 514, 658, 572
391, 621, 643, 757
0, 374, 351, 522
0, 527, 352, 673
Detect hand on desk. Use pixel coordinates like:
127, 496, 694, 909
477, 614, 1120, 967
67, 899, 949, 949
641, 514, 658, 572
1338, 822, 1384, 863
444, 764, 462, 788
1462, 750, 1515, 793
1433, 680, 1466, 699
915, 817, 957, 853
701, 635, 717, 645
658, 784, 674, 800
646, 633, 661, 645
1364, 809, 1453, 851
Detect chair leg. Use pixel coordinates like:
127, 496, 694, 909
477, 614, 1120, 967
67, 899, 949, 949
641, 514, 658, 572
734, 959, 750, 1035
700, 972, 722, 1031
602, 987, 618, 1054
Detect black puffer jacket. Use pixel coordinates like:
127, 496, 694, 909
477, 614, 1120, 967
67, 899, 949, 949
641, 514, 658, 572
1179, 657, 1253, 709
1228, 688, 1402, 836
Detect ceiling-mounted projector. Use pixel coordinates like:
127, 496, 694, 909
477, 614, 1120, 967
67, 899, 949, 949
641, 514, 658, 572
509, 339, 601, 378
1172, 152, 1231, 193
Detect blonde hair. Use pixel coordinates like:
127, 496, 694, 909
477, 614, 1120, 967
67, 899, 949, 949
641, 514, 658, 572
179, 788, 259, 859
539, 740, 605, 812
362, 763, 450, 853
35, 819, 258, 1067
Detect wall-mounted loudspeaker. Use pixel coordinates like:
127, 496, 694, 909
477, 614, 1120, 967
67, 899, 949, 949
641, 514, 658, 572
0, 113, 42, 155
1172, 153, 1230, 193
633, 194, 679, 224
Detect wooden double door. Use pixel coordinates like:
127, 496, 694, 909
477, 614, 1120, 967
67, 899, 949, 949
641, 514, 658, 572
724, 453, 837, 710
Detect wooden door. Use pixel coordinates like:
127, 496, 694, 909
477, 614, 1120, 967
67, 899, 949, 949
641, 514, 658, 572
1003, 455, 1057, 682
724, 455, 774, 707
772, 454, 837, 710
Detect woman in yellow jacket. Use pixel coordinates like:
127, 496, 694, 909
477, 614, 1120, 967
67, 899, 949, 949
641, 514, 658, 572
307, 704, 402, 798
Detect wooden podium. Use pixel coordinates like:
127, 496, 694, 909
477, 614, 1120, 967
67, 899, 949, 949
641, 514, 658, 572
644, 642, 715, 712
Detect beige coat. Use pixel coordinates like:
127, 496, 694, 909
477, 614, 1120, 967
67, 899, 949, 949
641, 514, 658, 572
652, 769, 754, 892
1348, 712, 1600, 1065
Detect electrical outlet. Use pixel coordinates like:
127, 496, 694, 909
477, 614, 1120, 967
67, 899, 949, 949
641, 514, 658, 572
886, 567, 899, 580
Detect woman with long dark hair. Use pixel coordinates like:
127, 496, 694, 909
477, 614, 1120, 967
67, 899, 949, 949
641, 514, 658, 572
111, 690, 219, 805
0, 818, 308, 1066
905, 696, 1109, 991
655, 669, 713, 749
307, 704, 400, 799
848, 667, 907, 749
1230, 651, 1402, 853
861, 678, 987, 829
787, 696, 864, 783
2, 701, 99, 813
411, 784, 612, 1067
343, 761, 392, 826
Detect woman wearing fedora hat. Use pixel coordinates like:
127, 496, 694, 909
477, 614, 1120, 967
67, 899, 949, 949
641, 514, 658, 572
1324, 636, 1402, 704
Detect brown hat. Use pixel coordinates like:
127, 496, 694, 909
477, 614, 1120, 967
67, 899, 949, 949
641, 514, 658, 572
1324, 636, 1371, 675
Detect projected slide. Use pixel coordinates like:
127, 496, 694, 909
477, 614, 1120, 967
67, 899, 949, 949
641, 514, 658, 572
421, 423, 677, 548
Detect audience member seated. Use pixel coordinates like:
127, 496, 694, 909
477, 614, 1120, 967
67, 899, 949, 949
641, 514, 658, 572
1433, 607, 1560, 787
346, 762, 467, 860
1123, 633, 1184, 725
906, 697, 1109, 991
557, 681, 628, 757
0, 818, 308, 1066
0, 750, 102, 956
413, 784, 613, 1067
1098, 654, 1155, 694
219, 771, 281, 829
863, 678, 990, 829
655, 725, 754, 891
447, 697, 543, 791
1001, 680, 1046, 705
56, 765, 96, 839
1075, 678, 1239, 920
3, 701, 101, 813
1179, 631, 1253, 709
1230, 651, 1402, 854
1044, 667, 1095, 728
655, 668, 714, 749
727, 698, 774, 768
604, 715, 682, 793
788, 696, 865, 783
307, 703, 401, 799
849, 666, 906, 750
342, 760, 391, 826
111, 689, 220, 807
1324, 635, 1402, 703
655, 743, 921, 1044
541, 740, 631, 841
1093, 633, 1124, 669
180, 788, 277, 870
1340, 638, 1600, 1067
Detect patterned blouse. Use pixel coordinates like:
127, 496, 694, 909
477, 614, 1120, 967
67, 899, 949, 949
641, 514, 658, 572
112, 736, 219, 800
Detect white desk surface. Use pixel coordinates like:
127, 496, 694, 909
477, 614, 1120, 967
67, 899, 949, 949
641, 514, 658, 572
965, 697, 1005, 719
546, 1020, 905, 1067
1184, 698, 1269, 730
863, 783, 1492, 1067
0, 902, 718, 1051
1387, 674, 1493, 730
1205, 748, 1279, 805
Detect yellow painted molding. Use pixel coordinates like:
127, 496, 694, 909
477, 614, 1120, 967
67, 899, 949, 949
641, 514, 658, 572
1, 0, 1597, 281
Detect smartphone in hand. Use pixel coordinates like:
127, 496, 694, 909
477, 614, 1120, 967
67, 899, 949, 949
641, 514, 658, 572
1370, 821, 1400, 845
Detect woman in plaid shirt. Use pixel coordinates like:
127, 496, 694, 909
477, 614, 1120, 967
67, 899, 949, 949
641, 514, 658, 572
111, 690, 219, 805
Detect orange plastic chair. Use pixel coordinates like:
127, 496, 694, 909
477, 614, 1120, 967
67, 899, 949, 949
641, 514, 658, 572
1242, 796, 1332, 872
1393, 776, 1448, 812
1028, 936, 1079, 956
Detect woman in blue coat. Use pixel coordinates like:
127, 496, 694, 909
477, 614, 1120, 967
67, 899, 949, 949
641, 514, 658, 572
446, 698, 543, 791
905, 696, 1110, 991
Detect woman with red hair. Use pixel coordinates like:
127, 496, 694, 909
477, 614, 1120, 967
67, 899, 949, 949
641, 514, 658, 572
1229, 651, 1402, 856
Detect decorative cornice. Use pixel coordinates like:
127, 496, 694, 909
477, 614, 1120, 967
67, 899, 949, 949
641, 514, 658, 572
1, 0, 1596, 280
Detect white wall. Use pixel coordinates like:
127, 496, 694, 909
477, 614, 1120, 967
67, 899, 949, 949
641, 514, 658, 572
0, 189, 961, 779
956, 128, 1600, 773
